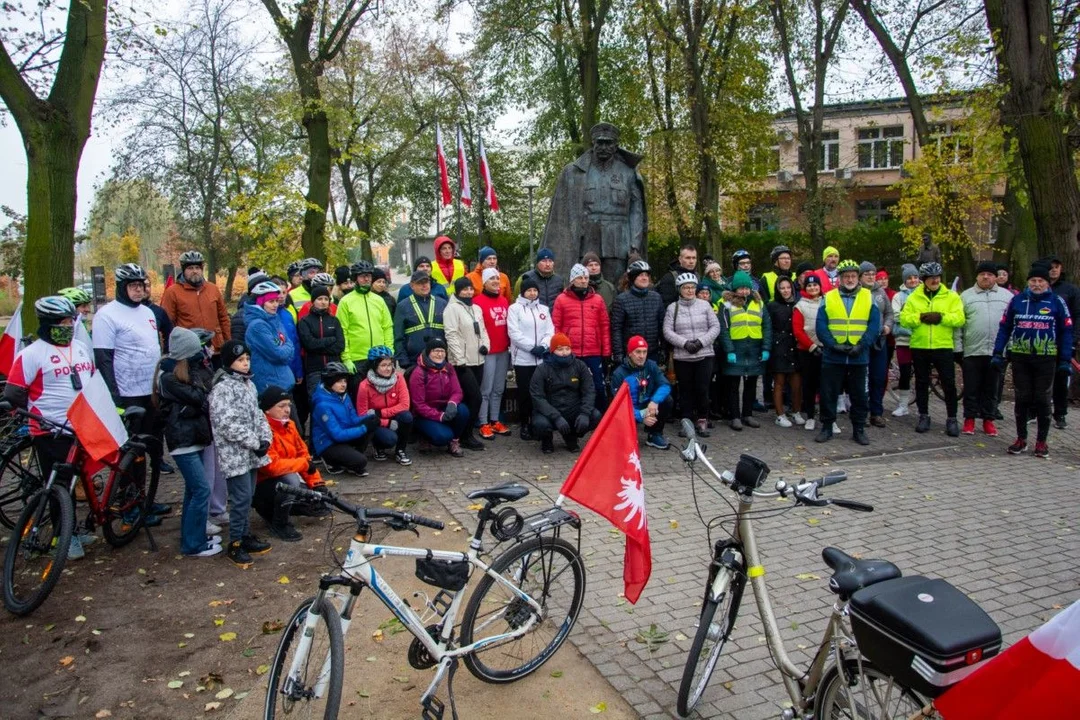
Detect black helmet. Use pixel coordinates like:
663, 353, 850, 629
179, 250, 205, 269
34, 296, 77, 321
919, 262, 943, 279
115, 263, 147, 282
299, 257, 323, 273
287, 261, 302, 278
351, 260, 375, 277
770, 245, 792, 263
731, 249, 751, 268
627, 259, 650, 279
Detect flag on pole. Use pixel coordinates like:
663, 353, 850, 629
558, 384, 651, 603
935, 600, 1080, 719
66, 371, 129, 462
436, 123, 452, 207
0, 301, 24, 377
479, 137, 500, 212
456, 126, 472, 208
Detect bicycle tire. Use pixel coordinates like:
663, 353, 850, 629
815, 658, 931, 719
101, 451, 159, 548
3, 485, 74, 616
264, 595, 344, 720
676, 566, 746, 717
460, 536, 585, 683
0, 436, 43, 530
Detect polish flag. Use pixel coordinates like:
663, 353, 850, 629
936, 600, 1080, 719
0, 301, 24, 377
436, 123, 452, 207
558, 384, 651, 603
66, 371, 128, 462
479, 137, 499, 212
457, 126, 472, 208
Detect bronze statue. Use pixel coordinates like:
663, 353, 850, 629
541, 123, 647, 280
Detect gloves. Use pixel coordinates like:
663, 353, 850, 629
726, 352, 737, 365
555, 416, 571, 435
920, 312, 942, 325
307, 461, 317, 474
443, 401, 458, 421
388, 419, 399, 432
990, 355, 1005, 370
1058, 361, 1073, 375
255, 440, 270, 457
479, 345, 489, 355
761, 350, 770, 362
574, 413, 591, 434
529, 345, 547, 358
846, 344, 862, 356
811, 345, 823, 358
343, 359, 356, 373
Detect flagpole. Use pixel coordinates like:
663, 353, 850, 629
454, 124, 462, 247
435, 122, 442, 235
476, 130, 484, 248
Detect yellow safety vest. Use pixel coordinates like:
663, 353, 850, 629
405, 295, 443, 336
824, 287, 872, 344
430, 259, 465, 290
729, 300, 763, 340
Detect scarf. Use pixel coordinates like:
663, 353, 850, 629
366, 369, 398, 394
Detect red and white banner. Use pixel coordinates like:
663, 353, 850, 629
936, 600, 1080, 719
456, 126, 472, 208
558, 384, 651, 603
436, 123, 452, 207
479, 137, 499, 212
66, 371, 128, 462
0, 301, 23, 377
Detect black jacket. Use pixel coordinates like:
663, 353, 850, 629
766, 297, 799, 373
1051, 276, 1080, 342
157, 362, 213, 451
297, 307, 345, 374
656, 259, 687, 308
611, 287, 666, 362
230, 295, 251, 344
518, 268, 564, 310
529, 356, 596, 422
376, 290, 397, 318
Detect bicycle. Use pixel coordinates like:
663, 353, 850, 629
673, 419, 1001, 719
1, 404, 161, 616
0, 426, 42, 529
264, 481, 586, 720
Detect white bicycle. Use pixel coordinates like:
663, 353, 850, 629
263, 482, 586, 720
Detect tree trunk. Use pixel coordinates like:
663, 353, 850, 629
997, 176, 1038, 276
224, 265, 237, 303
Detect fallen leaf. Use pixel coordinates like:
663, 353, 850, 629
177, 642, 187, 648
277, 576, 290, 584
357, 690, 370, 698
235, 692, 249, 701
59, 656, 74, 667
794, 573, 820, 581
214, 618, 225, 627
371, 629, 384, 643
550, 670, 564, 678
467, 503, 484, 511
365, 656, 377, 662
669, 520, 679, 529
204, 701, 221, 711
137, 568, 147, 575
183, 632, 195, 638
215, 688, 233, 700
219, 632, 237, 642
256, 665, 270, 676
807, 518, 821, 526
75, 615, 87, 622
391, 676, 410, 683
590, 702, 607, 713
95, 711, 112, 718
167, 681, 184, 689
262, 620, 285, 634
242, 648, 256, 658
178, 671, 191, 677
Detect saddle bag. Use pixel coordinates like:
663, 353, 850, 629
415, 556, 470, 592
849, 576, 1001, 698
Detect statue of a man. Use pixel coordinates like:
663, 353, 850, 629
541, 123, 647, 280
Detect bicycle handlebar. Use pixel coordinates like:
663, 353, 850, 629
275, 483, 445, 531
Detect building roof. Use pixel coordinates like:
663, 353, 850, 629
774, 92, 970, 121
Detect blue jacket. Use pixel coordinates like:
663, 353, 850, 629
993, 288, 1074, 360
243, 303, 296, 393
311, 384, 372, 455
276, 307, 304, 381
815, 288, 882, 366
397, 283, 448, 303
610, 358, 671, 422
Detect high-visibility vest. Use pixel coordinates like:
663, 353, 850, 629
761, 270, 794, 300
404, 295, 443, 336
430, 259, 465, 290
729, 300, 764, 340
824, 287, 872, 344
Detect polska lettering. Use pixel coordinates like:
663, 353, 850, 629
54, 362, 93, 378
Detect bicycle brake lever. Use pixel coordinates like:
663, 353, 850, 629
387, 517, 419, 536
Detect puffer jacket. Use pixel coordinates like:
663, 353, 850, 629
663, 297, 720, 362
297, 305, 344, 374
960, 284, 1013, 357
657, 259, 690, 307
356, 372, 410, 427
891, 286, 915, 346
160, 279, 231, 350
507, 296, 554, 367
209, 369, 272, 478
257, 415, 322, 488
408, 354, 463, 421
443, 295, 489, 367
529, 354, 595, 422
337, 287, 394, 364
718, 292, 772, 377
552, 287, 611, 357
157, 360, 214, 452
898, 285, 965, 350
230, 296, 251, 343
515, 268, 564, 309
277, 307, 303, 381
766, 295, 798, 373
793, 295, 822, 351
610, 357, 671, 421
611, 287, 666, 363
243, 303, 296, 393
311, 384, 373, 456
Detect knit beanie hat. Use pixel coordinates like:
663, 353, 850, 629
704, 261, 722, 276
482, 267, 500, 284
859, 261, 876, 275
976, 261, 998, 275
372, 267, 387, 282
414, 255, 432, 269
549, 333, 572, 352
900, 263, 919, 281
220, 339, 249, 364
823, 246, 840, 262
536, 248, 555, 262
626, 335, 648, 354
520, 276, 539, 293
795, 260, 815, 276
259, 385, 292, 411
425, 337, 448, 353
310, 284, 331, 301
730, 270, 753, 291
582, 251, 601, 267
569, 263, 588, 282
167, 327, 203, 361
335, 265, 351, 284
478, 246, 497, 263
802, 273, 821, 287
1028, 263, 1051, 282
454, 277, 473, 295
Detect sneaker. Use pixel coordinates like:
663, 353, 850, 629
814, 427, 832, 443
322, 462, 345, 474
448, 439, 464, 457
645, 433, 670, 450
479, 424, 495, 440
67, 535, 86, 561
695, 419, 711, 437
962, 419, 976, 435
270, 524, 303, 542
541, 436, 555, 454
832, 422, 842, 435
159, 461, 175, 474
869, 415, 886, 428
775, 415, 793, 428
149, 502, 173, 516
945, 418, 960, 438
460, 437, 485, 451
241, 534, 272, 555
492, 421, 512, 436
1053, 416, 1067, 429
742, 416, 761, 429
185, 542, 223, 558
206, 534, 222, 545
206, 521, 222, 535
228, 540, 252, 568
75, 530, 98, 547
982, 419, 998, 437
804, 418, 816, 431
1007, 438, 1027, 455
395, 449, 413, 466
729, 418, 743, 431
373, 447, 389, 461
791, 412, 806, 426
1033, 441, 1049, 459
915, 415, 931, 433
209, 513, 229, 526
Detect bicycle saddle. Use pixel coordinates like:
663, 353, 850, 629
466, 483, 529, 505
822, 547, 901, 600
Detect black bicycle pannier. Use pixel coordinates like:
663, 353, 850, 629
415, 557, 470, 592
849, 576, 1001, 698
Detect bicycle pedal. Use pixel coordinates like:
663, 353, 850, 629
420, 695, 445, 720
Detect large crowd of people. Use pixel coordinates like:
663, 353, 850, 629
3, 238, 1076, 567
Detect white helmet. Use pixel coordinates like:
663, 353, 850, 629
675, 272, 699, 288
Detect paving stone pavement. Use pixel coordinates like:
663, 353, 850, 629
338, 395, 1080, 719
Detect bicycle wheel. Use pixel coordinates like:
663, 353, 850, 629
101, 451, 159, 548
264, 595, 344, 720
0, 435, 43, 530
3, 485, 74, 616
460, 536, 585, 683
815, 658, 930, 719
676, 566, 746, 717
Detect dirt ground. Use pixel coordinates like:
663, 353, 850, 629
0, 478, 633, 720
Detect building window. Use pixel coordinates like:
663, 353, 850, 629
855, 198, 898, 223
745, 203, 779, 232
928, 122, 973, 164
857, 126, 905, 169
797, 131, 840, 172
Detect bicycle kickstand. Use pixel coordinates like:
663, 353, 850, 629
142, 515, 158, 553
419, 656, 459, 720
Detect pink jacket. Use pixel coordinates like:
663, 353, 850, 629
356, 373, 410, 427
408, 355, 464, 421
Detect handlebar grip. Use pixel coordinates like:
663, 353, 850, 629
830, 498, 873, 512
819, 471, 847, 488
407, 514, 445, 530
275, 483, 323, 504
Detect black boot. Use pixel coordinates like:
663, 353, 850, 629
561, 431, 579, 452
852, 426, 870, 446
945, 417, 960, 437
241, 534, 272, 555
540, 433, 555, 454
815, 426, 833, 443
915, 414, 931, 433
270, 523, 303, 542
520, 424, 534, 441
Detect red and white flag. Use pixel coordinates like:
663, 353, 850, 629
558, 384, 651, 603
479, 137, 499, 212
0, 301, 24, 377
66, 371, 128, 462
456, 126, 472, 208
936, 600, 1080, 719
435, 123, 452, 207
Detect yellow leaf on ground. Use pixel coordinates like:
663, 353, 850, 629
167, 681, 184, 689
277, 576, 290, 584
214, 618, 225, 627
669, 520, 679, 529
219, 632, 237, 642
467, 503, 484, 511
256, 665, 270, 676
590, 702, 607, 713
214, 689, 233, 700
75, 615, 86, 622
59, 656, 74, 667
795, 573, 820, 581
95, 711, 112, 718
204, 701, 221, 711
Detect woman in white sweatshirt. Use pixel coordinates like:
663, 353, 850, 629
507, 276, 555, 440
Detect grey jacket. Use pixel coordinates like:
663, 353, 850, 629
663, 298, 720, 362
891, 286, 914, 345
961, 284, 1013, 357
209, 370, 272, 478
869, 286, 895, 349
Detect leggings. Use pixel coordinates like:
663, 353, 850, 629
454, 364, 483, 435
798, 350, 821, 419
727, 375, 759, 418
895, 345, 913, 390
1012, 355, 1054, 441
479, 351, 510, 424
773, 372, 802, 415
674, 357, 714, 419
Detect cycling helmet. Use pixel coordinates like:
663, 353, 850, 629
626, 260, 650, 278
115, 263, 147, 282
179, 250, 205, 269
367, 345, 394, 362
299, 257, 323, 272
58, 287, 92, 306
351, 260, 375, 277
311, 272, 335, 287
286, 261, 302, 278
837, 259, 861, 274
675, 272, 699, 288
250, 280, 282, 298
919, 262, 943, 279
322, 362, 352, 385
770, 245, 792, 263
192, 328, 216, 346
732, 249, 751, 267
34, 295, 77, 321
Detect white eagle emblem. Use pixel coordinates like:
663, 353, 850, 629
612, 451, 647, 531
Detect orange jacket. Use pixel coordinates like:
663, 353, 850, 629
160, 280, 232, 350
468, 266, 512, 303
257, 415, 322, 488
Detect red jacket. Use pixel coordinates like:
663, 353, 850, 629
552, 287, 611, 357
356, 373, 410, 427
472, 291, 510, 354
257, 415, 322, 488
408, 355, 464, 421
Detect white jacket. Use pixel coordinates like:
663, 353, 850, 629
444, 295, 489, 367
507, 296, 554, 366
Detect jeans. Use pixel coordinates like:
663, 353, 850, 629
580, 356, 608, 412
798, 350, 821, 419
962, 356, 999, 419
415, 403, 472, 446
675, 357, 714, 419
867, 345, 889, 417
1012, 355, 1054, 441
226, 468, 256, 544
479, 351, 510, 424
912, 348, 957, 417
514, 365, 538, 428
820, 363, 868, 428
726, 375, 758, 418
370, 411, 413, 452
253, 471, 302, 529
173, 450, 212, 555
